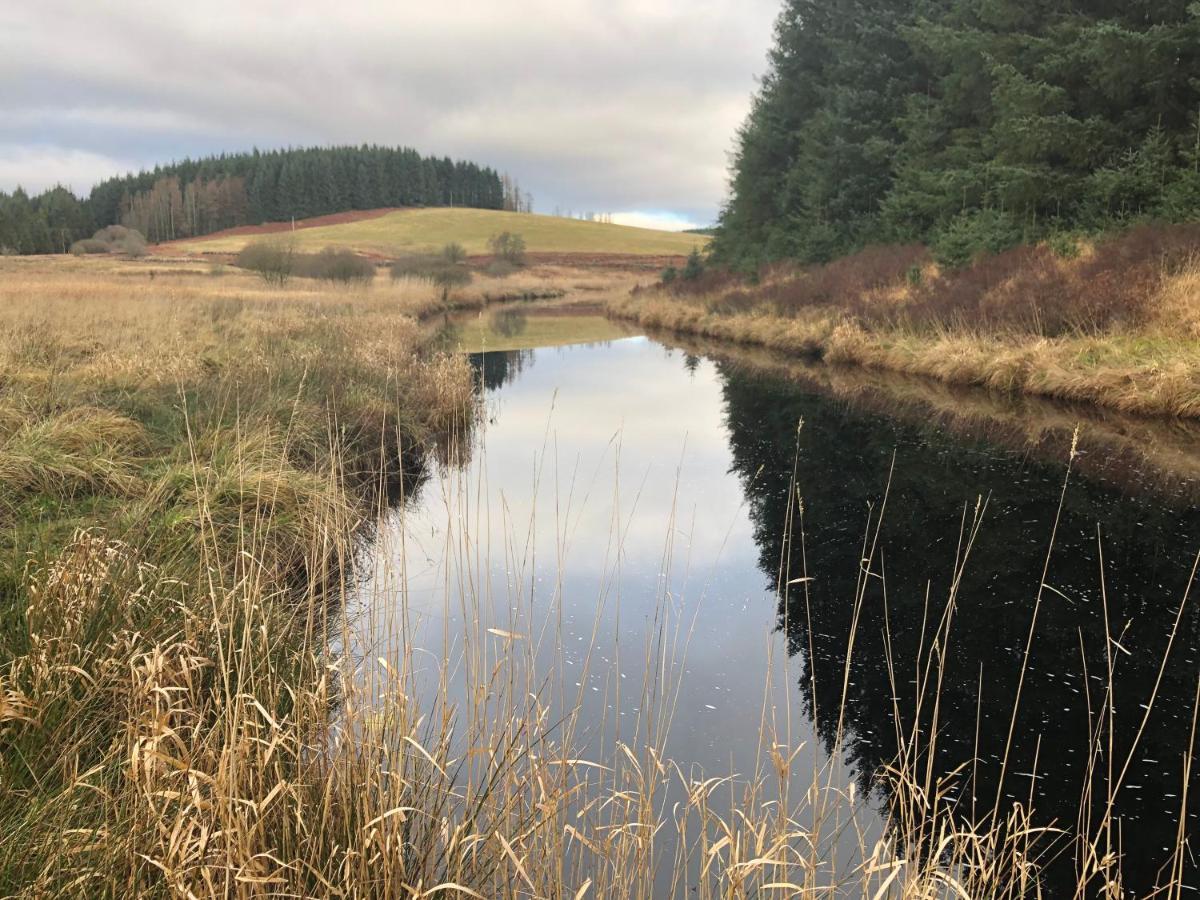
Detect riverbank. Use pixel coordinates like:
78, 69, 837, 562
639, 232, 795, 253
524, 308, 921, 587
0, 256, 487, 893
608, 224, 1200, 418
2, 255, 1190, 897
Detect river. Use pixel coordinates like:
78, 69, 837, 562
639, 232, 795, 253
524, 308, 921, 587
347, 304, 1200, 896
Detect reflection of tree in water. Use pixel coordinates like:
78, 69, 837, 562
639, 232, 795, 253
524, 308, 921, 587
718, 363, 1200, 895
468, 348, 535, 392
489, 308, 528, 338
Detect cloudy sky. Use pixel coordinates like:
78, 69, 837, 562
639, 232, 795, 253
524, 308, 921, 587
0, 1, 779, 229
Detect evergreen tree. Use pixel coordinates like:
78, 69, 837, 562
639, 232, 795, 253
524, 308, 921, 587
713, 0, 1200, 268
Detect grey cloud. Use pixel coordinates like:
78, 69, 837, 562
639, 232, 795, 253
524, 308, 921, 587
1, 0, 778, 223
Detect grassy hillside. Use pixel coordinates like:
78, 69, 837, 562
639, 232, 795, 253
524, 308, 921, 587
169, 208, 709, 257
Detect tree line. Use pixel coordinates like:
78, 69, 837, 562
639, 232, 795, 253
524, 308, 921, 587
0, 144, 508, 252
713, 0, 1200, 269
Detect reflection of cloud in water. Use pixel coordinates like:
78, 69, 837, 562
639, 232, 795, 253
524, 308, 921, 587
355, 332, 1200, 895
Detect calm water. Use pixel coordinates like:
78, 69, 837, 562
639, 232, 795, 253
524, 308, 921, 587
352, 319, 1200, 895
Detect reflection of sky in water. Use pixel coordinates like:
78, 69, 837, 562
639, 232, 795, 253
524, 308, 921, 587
351, 335, 871, 885
349, 328, 1200, 894
362, 337, 825, 763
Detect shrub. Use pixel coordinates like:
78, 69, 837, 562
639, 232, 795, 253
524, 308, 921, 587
237, 242, 295, 286
68, 226, 147, 257
661, 266, 678, 285
70, 239, 111, 256
484, 259, 520, 278
488, 232, 526, 266
295, 247, 375, 283
764, 244, 928, 317
442, 242, 467, 264
390, 254, 473, 300
682, 248, 705, 281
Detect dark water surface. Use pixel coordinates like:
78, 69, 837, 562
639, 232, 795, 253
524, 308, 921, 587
354, 323, 1200, 895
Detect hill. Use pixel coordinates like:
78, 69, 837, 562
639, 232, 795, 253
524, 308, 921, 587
165, 208, 708, 257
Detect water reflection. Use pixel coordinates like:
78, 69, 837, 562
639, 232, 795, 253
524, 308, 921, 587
718, 361, 1200, 893
359, 331, 1199, 895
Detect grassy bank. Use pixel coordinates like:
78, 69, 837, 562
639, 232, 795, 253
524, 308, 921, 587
0, 255, 480, 894
1, 255, 1192, 897
610, 224, 1200, 418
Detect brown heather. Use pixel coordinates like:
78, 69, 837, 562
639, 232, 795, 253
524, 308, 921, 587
613, 224, 1200, 418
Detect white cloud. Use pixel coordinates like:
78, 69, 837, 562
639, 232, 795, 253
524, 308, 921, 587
0, 144, 138, 194
610, 211, 704, 232
0, 0, 779, 219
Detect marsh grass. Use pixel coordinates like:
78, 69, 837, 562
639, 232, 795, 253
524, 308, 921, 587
613, 225, 1200, 417
0, 256, 1195, 897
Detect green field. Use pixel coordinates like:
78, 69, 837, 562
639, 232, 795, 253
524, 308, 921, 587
172, 208, 709, 257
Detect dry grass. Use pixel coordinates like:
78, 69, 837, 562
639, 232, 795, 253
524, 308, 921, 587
651, 328, 1200, 500
611, 229, 1200, 418
0, 255, 1194, 897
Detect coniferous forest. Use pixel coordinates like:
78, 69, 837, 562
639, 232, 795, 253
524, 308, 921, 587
0, 145, 505, 253
712, 0, 1200, 269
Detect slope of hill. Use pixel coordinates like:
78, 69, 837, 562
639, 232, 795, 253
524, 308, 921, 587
165, 208, 708, 257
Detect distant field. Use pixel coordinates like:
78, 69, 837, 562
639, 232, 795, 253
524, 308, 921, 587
444, 305, 643, 353
166, 208, 709, 257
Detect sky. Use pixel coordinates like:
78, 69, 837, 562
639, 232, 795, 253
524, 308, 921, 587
0, 1, 780, 230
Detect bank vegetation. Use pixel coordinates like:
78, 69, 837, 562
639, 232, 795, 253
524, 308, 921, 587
612, 224, 1200, 418
0, 255, 1193, 897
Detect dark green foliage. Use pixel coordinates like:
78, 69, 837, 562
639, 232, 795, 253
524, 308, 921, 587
2, 145, 506, 253
488, 232, 527, 266
0, 186, 92, 255
932, 209, 1026, 268
682, 247, 705, 281
661, 266, 678, 285
713, 0, 1200, 268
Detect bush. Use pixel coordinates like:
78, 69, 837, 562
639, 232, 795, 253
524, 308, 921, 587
488, 232, 526, 266
70, 239, 111, 256
237, 242, 295, 286
390, 254, 473, 299
69, 226, 147, 257
682, 248, 705, 281
762, 244, 928, 317
295, 247, 375, 283
484, 259, 520, 278
661, 266, 678, 285
442, 242, 467, 264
